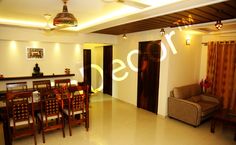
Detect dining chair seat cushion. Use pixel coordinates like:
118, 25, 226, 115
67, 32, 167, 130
37, 112, 62, 121
10, 116, 33, 127
62, 108, 84, 116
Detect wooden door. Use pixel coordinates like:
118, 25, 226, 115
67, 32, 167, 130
103, 45, 113, 95
83, 49, 91, 92
137, 40, 161, 114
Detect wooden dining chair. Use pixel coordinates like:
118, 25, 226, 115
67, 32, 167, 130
6, 82, 28, 92
54, 79, 71, 88
37, 91, 65, 143
33, 80, 51, 92
63, 84, 89, 136
6, 91, 37, 145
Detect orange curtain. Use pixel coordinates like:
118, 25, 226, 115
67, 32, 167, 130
207, 41, 236, 111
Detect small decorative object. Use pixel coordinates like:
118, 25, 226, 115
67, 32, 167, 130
32, 63, 43, 77
200, 77, 211, 93
0, 74, 3, 78
26, 48, 45, 60
65, 68, 70, 74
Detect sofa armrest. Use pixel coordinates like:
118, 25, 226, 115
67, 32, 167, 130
168, 97, 201, 126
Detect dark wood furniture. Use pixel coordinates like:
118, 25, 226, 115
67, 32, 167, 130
6, 82, 28, 92
6, 91, 37, 145
54, 79, 71, 88
63, 85, 89, 136
37, 91, 65, 143
211, 109, 236, 141
33, 80, 52, 92
0, 74, 75, 81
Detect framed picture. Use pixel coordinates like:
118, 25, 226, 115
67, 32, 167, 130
26, 48, 45, 60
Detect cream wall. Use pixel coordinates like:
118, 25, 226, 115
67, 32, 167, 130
0, 26, 116, 90
84, 45, 104, 92
113, 28, 203, 116
199, 31, 236, 80
0, 25, 208, 116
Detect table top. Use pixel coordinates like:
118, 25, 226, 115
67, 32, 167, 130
213, 109, 236, 123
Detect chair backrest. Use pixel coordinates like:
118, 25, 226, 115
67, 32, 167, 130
6, 91, 34, 128
71, 92, 85, 114
40, 92, 61, 123
54, 79, 71, 88
68, 84, 89, 115
33, 80, 51, 92
6, 82, 28, 92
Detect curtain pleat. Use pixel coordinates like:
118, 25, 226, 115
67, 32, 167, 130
207, 41, 236, 111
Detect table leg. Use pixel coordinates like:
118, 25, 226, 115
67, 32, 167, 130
211, 118, 216, 133
234, 126, 236, 141
2, 108, 12, 145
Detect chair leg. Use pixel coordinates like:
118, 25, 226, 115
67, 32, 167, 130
33, 131, 37, 145
68, 118, 72, 136
86, 113, 89, 130
42, 130, 45, 143
38, 120, 41, 134
62, 117, 65, 138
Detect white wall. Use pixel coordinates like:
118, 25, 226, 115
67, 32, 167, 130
113, 28, 203, 116
0, 26, 116, 90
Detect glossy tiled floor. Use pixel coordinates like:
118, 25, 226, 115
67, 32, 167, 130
0, 92, 235, 145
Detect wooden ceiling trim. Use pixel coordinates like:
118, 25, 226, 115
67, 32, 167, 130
160, 15, 179, 22
225, 1, 236, 9
199, 6, 231, 19
187, 9, 214, 21
172, 12, 200, 22
93, 1, 236, 35
149, 18, 173, 26
168, 13, 202, 24
211, 4, 236, 18
152, 17, 174, 25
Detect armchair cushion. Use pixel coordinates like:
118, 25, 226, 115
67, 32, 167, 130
173, 84, 201, 99
198, 101, 218, 117
186, 96, 201, 103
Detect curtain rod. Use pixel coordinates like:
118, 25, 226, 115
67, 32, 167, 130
202, 41, 236, 46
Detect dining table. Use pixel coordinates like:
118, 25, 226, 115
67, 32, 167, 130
0, 85, 84, 145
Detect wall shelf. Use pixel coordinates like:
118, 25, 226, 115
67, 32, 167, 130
0, 74, 75, 81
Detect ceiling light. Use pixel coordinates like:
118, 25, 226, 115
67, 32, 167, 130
160, 28, 165, 36
215, 20, 223, 30
122, 34, 127, 39
53, 0, 77, 27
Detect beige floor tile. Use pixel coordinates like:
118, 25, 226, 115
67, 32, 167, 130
0, 92, 235, 145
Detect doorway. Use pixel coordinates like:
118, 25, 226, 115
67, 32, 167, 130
103, 45, 113, 95
137, 40, 161, 114
83, 49, 91, 92
83, 44, 112, 95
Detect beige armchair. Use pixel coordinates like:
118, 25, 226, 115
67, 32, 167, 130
168, 84, 220, 126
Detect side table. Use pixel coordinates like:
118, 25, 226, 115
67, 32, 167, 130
210, 109, 236, 141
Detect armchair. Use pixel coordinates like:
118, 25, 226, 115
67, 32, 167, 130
168, 84, 220, 126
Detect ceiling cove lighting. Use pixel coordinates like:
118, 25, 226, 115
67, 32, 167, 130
53, 0, 78, 27
0, 18, 45, 28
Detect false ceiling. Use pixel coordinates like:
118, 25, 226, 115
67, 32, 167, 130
0, 0, 234, 34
